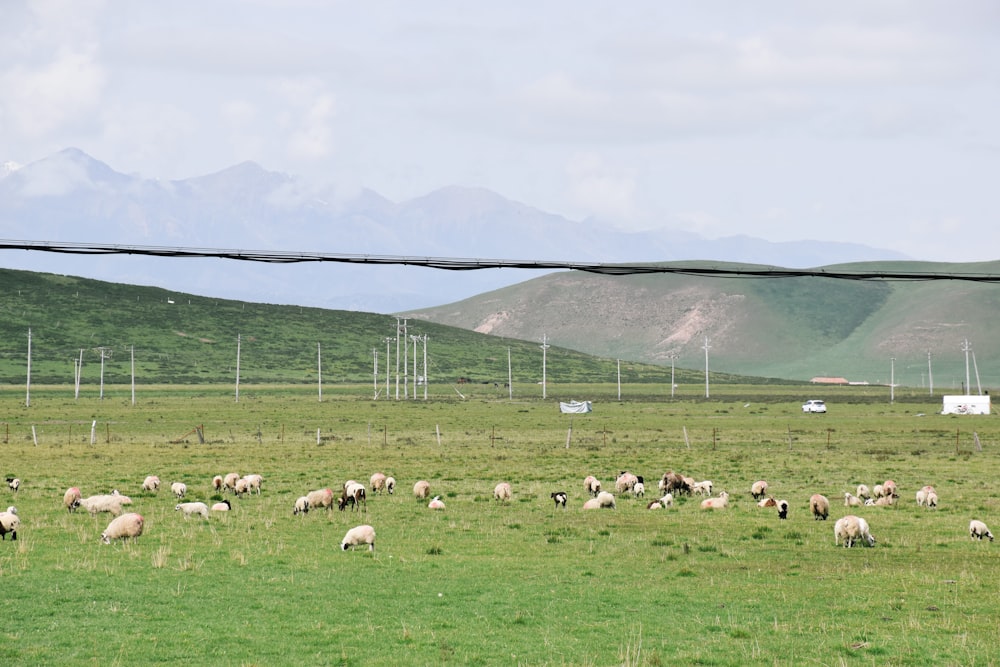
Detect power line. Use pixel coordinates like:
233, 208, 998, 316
1, 239, 999, 282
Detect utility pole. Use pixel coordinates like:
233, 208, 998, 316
422, 335, 429, 400
384, 336, 393, 400
507, 347, 512, 400
394, 319, 402, 400
617, 359, 621, 401
97, 347, 112, 400
411, 334, 419, 399
373, 347, 378, 400
25, 328, 31, 408
318, 342, 323, 402
130, 345, 135, 406
540, 334, 550, 400
890, 357, 895, 403
927, 351, 933, 396
962, 339, 971, 394
402, 319, 409, 399
702, 336, 711, 398
235, 333, 241, 403
669, 353, 677, 398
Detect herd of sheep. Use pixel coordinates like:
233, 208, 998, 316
2, 469, 995, 551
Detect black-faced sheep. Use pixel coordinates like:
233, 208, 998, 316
370, 472, 387, 494
293, 496, 310, 515
777, 499, 789, 520
0, 506, 19, 540
647, 493, 674, 510
970, 519, 994, 541
385, 476, 396, 495
583, 475, 602, 497
170, 482, 186, 499
211, 499, 231, 512
223, 472, 240, 494
633, 477, 645, 497
175, 502, 209, 519
413, 480, 431, 500
7, 477, 20, 493
494, 482, 512, 502
341, 524, 375, 552
661, 471, 691, 495
101, 512, 144, 544
916, 485, 936, 507
550, 491, 567, 508
750, 480, 768, 500
810, 494, 830, 520
141, 475, 160, 493
701, 491, 730, 510
63, 486, 82, 512
339, 483, 367, 512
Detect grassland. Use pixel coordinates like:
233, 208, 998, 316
1, 382, 998, 666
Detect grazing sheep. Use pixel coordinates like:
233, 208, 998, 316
341, 524, 376, 552
844, 492, 863, 507
582, 498, 601, 510
615, 472, 638, 494
339, 483, 367, 512
0, 506, 19, 540
370, 472, 387, 494
872, 484, 885, 499
305, 488, 334, 512
77, 494, 131, 516
633, 478, 645, 497
175, 502, 209, 519
234, 478, 250, 496
385, 476, 396, 495
428, 496, 445, 510
856, 484, 871, 501
242, 474, 263, 495
211, 500, 231, 512
170, 482, 187, 499
647, 493, 674, 510
701, 491, 730, 510
141, 475, 160, 493
835, 515, 875, 548
810, 494, 830, 520
750, 481, 768, 500
293, 496, 310, 515
413, 480, 431, 500
7, 477, 20, 493
100, 513, 144, 544
550, 491, 567, 508
970, 519, 994, 541
692, 480, 714, 496
925, 491, 938, 508
874, 495, 896, 507
596, 491, 617, 509
223, 472, 240, 494
661, 471, 691, 495
777, 499, 789, 520
916, 485, 936, 507
758, 496, 777, 508
583, 475, 602, 497
212, 475, 223, 492
63, 486, 82, 512
882, 480, 897, 498
494, 482, 512, 502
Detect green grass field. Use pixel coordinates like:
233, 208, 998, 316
1, 383, 998, 666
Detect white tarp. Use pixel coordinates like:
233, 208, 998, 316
942, 395, 991, 415
560, 400, 592, 414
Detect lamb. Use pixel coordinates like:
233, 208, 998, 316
413, 480, 431, 500
339, 482, 367, 512
7, 477, 20, 493
692, 480, 713, 496
777, 499, 789, 520
757, 496, 777, 508
872, 484, 885, 499
428, 496, 446, 510
175, 502, 209, 519
0, 506, 19, 540
223, 472, 240, 494
615, 472, 638, 494
583, 475, 602, 497
494, 482, 512, 502
305, 488, 334, 512
844, 492, 863, 507
77, 494, 131, 516
750, 481, 768, 500
293, 496, 310, 515
856, 484, 871, 501
212, 475, 224, 492
596, 491, 616, 509
632, 478, 645, 497
211, 500, 232, 512
141, 475, 160, 493
100, 512, 144, 544
810, 494, 830, 520
916, 485, 936, 507
970, 519, 993, 541
370, 472, 387, 494
834, 515, 876, 548
647, 493, 674, 510
170, 482, 187, 499
925, 491, 938, 508
700, 491, 730, 510
550, 491, 567, 508
385, 476, 396, 495
341, 524, 376, 552
63, 486, 82, 512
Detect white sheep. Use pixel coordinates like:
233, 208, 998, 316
632, 480, 645, 497
856, 484, 871, 501
810, 494, 830, 520
77, 494, 131, 516
212, 475, 224, 492
692, 480, 713, 496
7, 477, 20, 493
141, 475, 160, 493
211, 500, 231, 512
339, 482, 367, 512
757, 496, 777, 508
916, 485, 936, 507
583, 475, 602, 497
234, 478, 250, 496
582, 498, 601, 510
100, 512, 144, 544
385, 476, 396, 495
63, 486, 82, 512
970, 519, 994, 541
170, 482, 187, 499
293, 496, 310, 515
844, 492, 863, 507
305, 488, 334, 511
646, 493, 674, 509
926, 491, 938, 508
551, 491, 568, 508
0, 506, 20, 540
370, 472, 387, 494
428, 496, 446, 510
223, 472, 241, 494
341, 524, 376, 552
175, 501, 209, 519
882, 479, 898, 498
834, 515, 875, 548
872, 484, 884, 499
243, 474, 263, 495
701, 491, 730, 510
596, 491, 616, 509
750, 480, 768, 500
413, 480, 431, 500
874, 495, 896, 507
493, 482, 512, 502
615, 472, 638, 494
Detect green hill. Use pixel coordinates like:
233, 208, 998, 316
404, 260, 1000, 389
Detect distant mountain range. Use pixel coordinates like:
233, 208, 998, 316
0, 148, 909, 313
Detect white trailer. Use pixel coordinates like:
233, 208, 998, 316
942, 395, 991, 415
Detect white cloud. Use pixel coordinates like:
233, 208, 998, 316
566, 153, 638, 223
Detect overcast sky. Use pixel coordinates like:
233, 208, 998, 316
3, 1, 999, 262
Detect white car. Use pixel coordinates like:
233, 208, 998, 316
802, 399, 827, 413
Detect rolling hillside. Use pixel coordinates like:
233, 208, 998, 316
403, 260, 1000, 389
